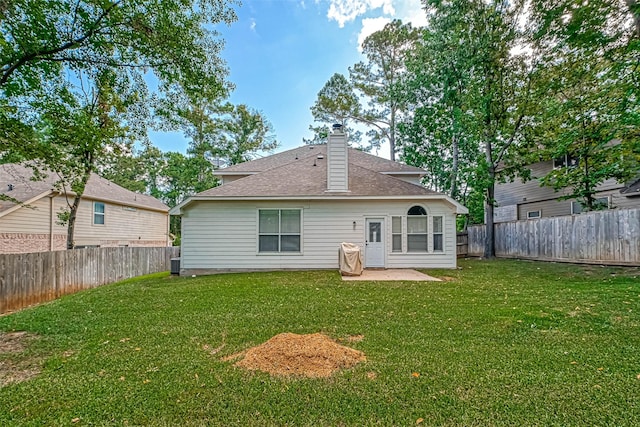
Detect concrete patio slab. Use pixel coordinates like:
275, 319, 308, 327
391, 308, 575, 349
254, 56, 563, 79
341, 269, 442, 282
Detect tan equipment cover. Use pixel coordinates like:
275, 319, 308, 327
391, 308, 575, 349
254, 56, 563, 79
339, 242, 363, 276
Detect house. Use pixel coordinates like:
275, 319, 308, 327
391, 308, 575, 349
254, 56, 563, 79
0, 163, 170, 254
170, 125, 468, 275
493, 157, 640, 222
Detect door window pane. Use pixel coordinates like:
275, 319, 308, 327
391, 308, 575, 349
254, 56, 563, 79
369, 222, 381, 243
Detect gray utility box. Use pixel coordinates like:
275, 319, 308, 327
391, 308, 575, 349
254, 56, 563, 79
170, 258, 181, 275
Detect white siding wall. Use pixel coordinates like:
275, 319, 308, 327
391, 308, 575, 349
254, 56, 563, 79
180, 199, 458, 273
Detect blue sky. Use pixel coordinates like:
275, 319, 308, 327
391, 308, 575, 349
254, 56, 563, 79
149, 0, 427, 159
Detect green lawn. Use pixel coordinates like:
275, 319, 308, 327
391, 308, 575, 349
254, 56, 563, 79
1, 259, 639, 426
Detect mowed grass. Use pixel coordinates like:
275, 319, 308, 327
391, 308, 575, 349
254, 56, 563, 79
1, 259, 639, 426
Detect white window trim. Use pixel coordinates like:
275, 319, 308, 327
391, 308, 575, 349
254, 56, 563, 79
391, 215, 403, 253
256, 208, 303, 254
93, 202, 105, 226
527, 210, 541, 219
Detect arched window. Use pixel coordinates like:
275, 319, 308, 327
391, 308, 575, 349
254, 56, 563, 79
407, 205, 427, 252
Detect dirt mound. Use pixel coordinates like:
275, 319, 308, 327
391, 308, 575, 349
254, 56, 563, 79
0, 331, 41, 387
234, 332, 366, 378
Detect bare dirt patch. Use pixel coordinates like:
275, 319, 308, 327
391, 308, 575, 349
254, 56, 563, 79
234, 332, 366, 378
0, 331, 41, 387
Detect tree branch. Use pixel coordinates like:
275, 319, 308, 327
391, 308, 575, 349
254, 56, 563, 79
0, 0, 122, 86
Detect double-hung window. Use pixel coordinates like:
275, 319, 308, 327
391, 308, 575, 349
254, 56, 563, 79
407, 205, 428, 252
258, 209, 301, 253
432, 216, 444, 252
93, 202, 105, 225
391, 216, 402, 252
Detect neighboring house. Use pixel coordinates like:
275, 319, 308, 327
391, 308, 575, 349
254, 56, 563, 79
0, 163, 171, 254
494, 157, 640, 222
171, 126, 468, 275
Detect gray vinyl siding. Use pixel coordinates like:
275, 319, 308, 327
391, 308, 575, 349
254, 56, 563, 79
496, 160, 638, 220
180, 199, 458, 273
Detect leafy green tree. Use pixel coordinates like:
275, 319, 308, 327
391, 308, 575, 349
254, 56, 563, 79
409, 0, 534, 256
400, 14, 480, 203
213, 104, 279, 165
1, 0, 236, 247
529, 0, 640, 210
307, 73, 363, 146
350, 19, 420, 160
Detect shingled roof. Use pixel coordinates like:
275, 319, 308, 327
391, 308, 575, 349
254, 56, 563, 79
216, 144, 426, 175
620, 177, 640, 197
199, 155, 436, 198
0, 163, 168, 215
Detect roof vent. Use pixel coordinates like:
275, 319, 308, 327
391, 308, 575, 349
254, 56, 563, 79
317, 154, 324, 160
7, 184, 13, 191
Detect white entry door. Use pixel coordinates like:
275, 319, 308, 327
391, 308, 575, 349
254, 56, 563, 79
365, 218, 385, 268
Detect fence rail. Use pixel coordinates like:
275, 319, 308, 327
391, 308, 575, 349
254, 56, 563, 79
467, 208, 640, 265
0, 246, 180, 314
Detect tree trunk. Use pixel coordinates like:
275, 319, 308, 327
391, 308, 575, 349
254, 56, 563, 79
389, 108, 396, 161
484, 128, 496, 258
450, 133, 459, 199
66, 151, 94, 249
66, 194, 82, 249
484, 180, 496, 259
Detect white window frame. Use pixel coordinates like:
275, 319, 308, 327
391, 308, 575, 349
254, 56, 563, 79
432, 216, 444, 252
257, 209, 302, 254
527, 210, 541, 219
93, 202, 105, 226
553, 154, 579, 169
391, 216, 403, 252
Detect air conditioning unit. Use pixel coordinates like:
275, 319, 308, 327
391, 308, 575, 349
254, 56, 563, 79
170, 258, 180, 275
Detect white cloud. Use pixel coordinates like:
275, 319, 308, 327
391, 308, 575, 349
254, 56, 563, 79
357, 17, 390, 49
326, 0, 395, 28
250, 18, 256, 32
395, 0, 428, 28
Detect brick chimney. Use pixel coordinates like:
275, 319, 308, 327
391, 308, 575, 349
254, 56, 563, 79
326, 124, 349, 192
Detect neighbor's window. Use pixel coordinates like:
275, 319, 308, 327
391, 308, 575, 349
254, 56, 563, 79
553, 154, 579, 169
432, 216, 444, 252
407, 205, 428, 252
258, 209, 301, 253
93, 202, 105, 225
571, 197, 609, 214
392, 216, 402, 252
527, 210, 541, 219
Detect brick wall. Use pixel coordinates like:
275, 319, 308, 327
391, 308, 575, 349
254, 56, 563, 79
0, 233, 67, 254
97, 240, 169, 247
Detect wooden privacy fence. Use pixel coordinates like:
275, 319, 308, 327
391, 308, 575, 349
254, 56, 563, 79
0, 246, 180, 314
467, 208, 640, 265
456, 232, 468, 257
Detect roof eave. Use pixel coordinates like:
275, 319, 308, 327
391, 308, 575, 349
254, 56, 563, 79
0, 189, 55, 218
170, 194, 469, 215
